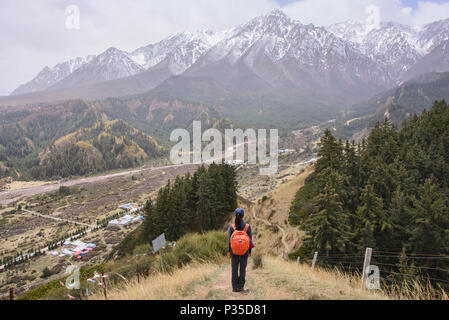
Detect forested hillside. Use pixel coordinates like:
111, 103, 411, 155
0, 94, 226, 179
33, 120, 163, 179
112, 163, 238, 257
290, 100, 449, 287
337, 72, 449, 139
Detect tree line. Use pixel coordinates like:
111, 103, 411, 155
290, 100, 449, 286
114, 163, 238, 256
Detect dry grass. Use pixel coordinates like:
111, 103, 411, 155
245, 166, 313, 256
5, 180, 51, 191
261, 256, 389, 300
383, 279, 449, 300
90, 262, 221, 300
263, 257, 449, 300
89, 255, 449, 300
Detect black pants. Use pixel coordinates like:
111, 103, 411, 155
231, 253, 249, 291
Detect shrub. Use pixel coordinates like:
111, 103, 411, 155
252, 253, 263, 270
41, 267, 52, 279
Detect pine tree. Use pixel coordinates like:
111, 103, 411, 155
196, 172, 217, 231
355, 183, 390, 250
390, 187, 411, 252
407, 178, 449, 256
315, 129, 344, 174
303, 172, 353, 255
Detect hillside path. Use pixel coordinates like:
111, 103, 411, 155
184, 261, 294, 300
251, 207, 289, 255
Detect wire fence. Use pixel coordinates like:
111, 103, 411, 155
4, 247, 449, 300
313, 249, 449, 287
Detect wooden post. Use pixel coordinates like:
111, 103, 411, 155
311, 252, 318, 269
101, 270, 107, 300
159, 250, 164, 273
9, 287, 14, 300
136, 262, 140, 283
362, 248, 373, 282
297, 257, 300, 264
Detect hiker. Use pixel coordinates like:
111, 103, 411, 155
229, 208, 254, 293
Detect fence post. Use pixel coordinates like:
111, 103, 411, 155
101, 270, 107, 300
311, 252, 318, 269
297, 257, 300, 264
160, 250, 165, 273
9, 287, 14, 300
362, 248, 373, 282
136, 261, 140, 283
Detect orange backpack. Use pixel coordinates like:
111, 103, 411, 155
230, 224, 250, 256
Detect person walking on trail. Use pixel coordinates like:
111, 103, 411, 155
229, 208, 254, 293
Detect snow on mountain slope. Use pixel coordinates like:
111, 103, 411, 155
418, 18, 449, 53
189, 10, 389, 95
329, 18, 449, 82
10, 11, 449, 99
130, 30, 228, 74
48, 47, 145, 90
11, 56, 95, 95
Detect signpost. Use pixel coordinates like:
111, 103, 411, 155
152, 233, 166, 272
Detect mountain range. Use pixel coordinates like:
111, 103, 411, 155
2, 10, 449, 128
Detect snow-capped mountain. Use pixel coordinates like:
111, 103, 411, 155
327, 20, 377, 44
418, 18, 449, 53
11, 55, 95, 95
361, 22, 423, 80
187, 9, 388, 100
130, 30, 227, 74
9, 10, 449, 105
48, 47, 145, 90
13, 30, 227, 95
328, 18, 449, 82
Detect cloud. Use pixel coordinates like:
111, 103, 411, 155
0, 0, 279, 95
412, 1, 449, 25
0, 0, 448, 95
282, 0, 449, 26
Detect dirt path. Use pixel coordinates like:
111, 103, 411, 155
22, 209, 96, 228
251, 207, 289, 255
184, 261, 294, 300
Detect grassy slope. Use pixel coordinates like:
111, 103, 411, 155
240, 165, 314, 257
92, 256, 388, 300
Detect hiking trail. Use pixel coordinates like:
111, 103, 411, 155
251, 206, 290, 256
183, 261, 294, 300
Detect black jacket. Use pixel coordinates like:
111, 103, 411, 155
229, 220, 252, 255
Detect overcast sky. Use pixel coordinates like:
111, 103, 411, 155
1, 0, 449, 96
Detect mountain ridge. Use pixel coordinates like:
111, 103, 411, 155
8, 10, 449, 101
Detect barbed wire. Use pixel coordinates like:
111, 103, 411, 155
317, 255, 365, 259
372, 254, 449, 260
370, 261, 449, 274
373, 250, 449, 258
379, 270, 449, 284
